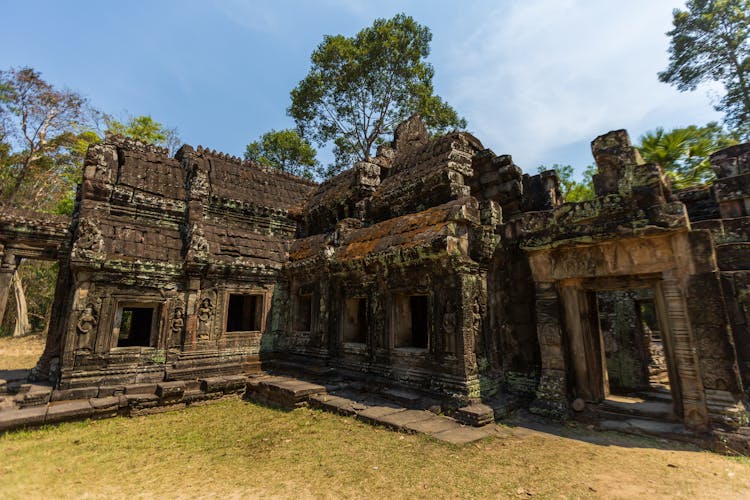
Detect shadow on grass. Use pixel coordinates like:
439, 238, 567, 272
498, 409, 704, 453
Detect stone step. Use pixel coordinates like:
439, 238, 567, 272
599, 418, 693, 441
268, 359, 336, 378
455, 403, 495, 427
307, 386, 494, 444
636, 389, 673, 403
245, 375, 327, 410
379, 387, 423, 407
598, 396, 677, 422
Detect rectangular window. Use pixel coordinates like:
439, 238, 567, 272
294, 294, 312, 331
117, 307, 155, 347
226, 294, 263, 332
343, 298, 368, 344
393, 294, 429, 349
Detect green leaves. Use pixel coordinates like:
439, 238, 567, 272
105, 115, 180, 153
289, 14, 466, 178
659, 0, 750, 138
637, 122, 738, 189
244, 129, 318, 180
0, 67, 93, 210
537, 164, 595, 202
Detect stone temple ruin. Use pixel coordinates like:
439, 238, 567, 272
1, 115, 749, 447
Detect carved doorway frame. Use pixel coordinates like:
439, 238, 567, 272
558, 273, 695, 421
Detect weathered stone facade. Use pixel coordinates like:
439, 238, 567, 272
1, 117, 749, 438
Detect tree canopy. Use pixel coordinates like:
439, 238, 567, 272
244, 129, 318, 180
105, 115, 181, 154
0, 67, 181, 214
659, 0, 750, 138
0, 67, 94, 211
289, 13, 466, 178
637, 122, 737, 188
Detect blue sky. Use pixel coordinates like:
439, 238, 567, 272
1, 0, 723, 179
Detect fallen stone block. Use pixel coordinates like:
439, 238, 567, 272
455, 403, 495, 427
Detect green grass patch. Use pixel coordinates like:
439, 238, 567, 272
1, 399, 749, 498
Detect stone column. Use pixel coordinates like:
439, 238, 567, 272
0, 250, 20, 328
560, 282, 607, 402
655, 278, 709, 431
530, 281, 569, 418
684, 272, 747, 428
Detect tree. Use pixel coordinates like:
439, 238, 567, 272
659, 0, 750, 138
538, 164, 595, 202
0, 67, 182, 338
289, 14, 466, 177
244, 129, 318, 180
0, 67, 94, 209
637, 122, 737, 188
105, 115, 181, 154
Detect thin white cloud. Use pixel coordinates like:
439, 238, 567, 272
444, 0, 722, 169
216, 0, 281, 34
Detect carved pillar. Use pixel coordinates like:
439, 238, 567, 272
530, 281, 568, 418
0, 250, 20, 328
455, 271, 483, 399
684, 272, 747, 428
180, 147, 210, 351
655, 278, 709, 431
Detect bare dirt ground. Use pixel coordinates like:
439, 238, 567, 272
0, 335, 748, 499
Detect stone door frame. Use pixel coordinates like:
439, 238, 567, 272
526, 231, 720, 430
558, 275, 689, 418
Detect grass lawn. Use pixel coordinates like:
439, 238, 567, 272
0, 398, 748, 499
1, 335, 748, 498
0, 334, 45, 370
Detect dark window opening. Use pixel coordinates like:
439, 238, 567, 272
226, 294, 263, 332
117, 307, 154, 347
294, 294, 312, 331
343, 298, 368, 343
410, 296, 429, 348
393, 294, 429, 349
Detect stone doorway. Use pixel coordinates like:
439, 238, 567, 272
595, 290, 671, 397
560, 278, 684, 423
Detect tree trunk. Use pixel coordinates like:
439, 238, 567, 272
12, 271, 30, 337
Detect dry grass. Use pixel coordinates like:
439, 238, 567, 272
0, 334, 45, 370
0, 335, 747, 498
0, 399, 748, 499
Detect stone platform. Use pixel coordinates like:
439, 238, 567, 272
245, 374, 500, 444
